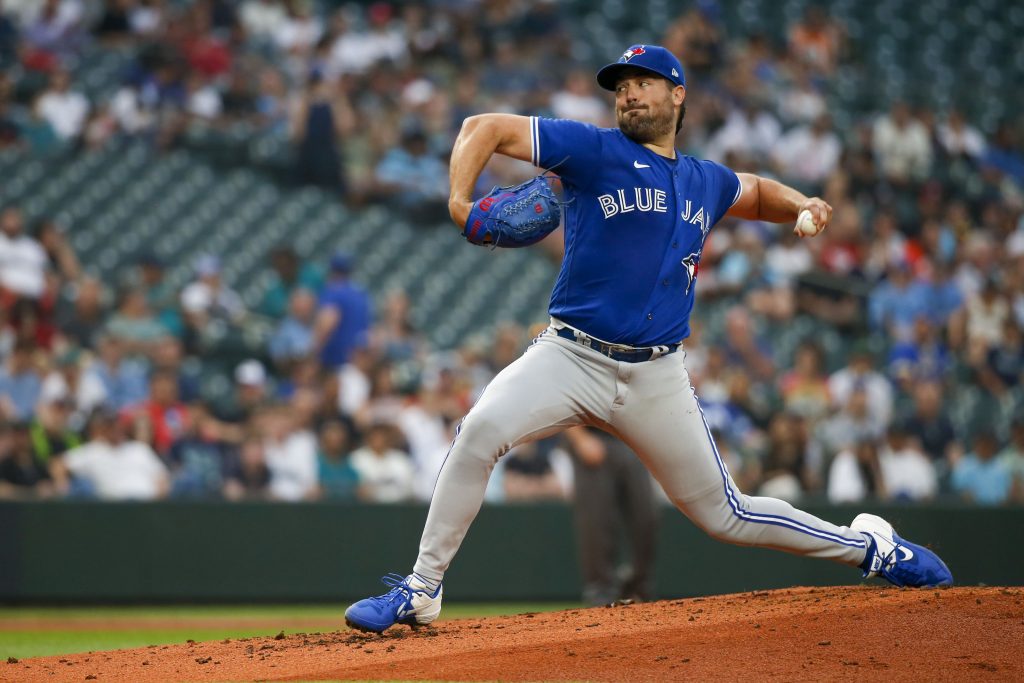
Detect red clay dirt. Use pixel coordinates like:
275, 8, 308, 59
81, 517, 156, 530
4, 586, 1022, 682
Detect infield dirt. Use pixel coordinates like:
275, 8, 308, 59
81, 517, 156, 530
4, 585, 1022, 682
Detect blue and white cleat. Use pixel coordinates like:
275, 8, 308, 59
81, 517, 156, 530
852, 513, 953, 588
344, 573, 443, 633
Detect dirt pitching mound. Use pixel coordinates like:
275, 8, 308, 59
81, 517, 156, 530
5, 586, 1022, 682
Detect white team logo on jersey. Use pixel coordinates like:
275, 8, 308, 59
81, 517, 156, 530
597, 187, 668, 218
680, 200, 712, 237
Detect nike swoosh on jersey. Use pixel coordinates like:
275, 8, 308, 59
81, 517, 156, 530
633, 160, 650, 169
896, 545, 914, 562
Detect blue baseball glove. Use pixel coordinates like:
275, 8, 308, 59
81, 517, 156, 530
462, 175, 561, 248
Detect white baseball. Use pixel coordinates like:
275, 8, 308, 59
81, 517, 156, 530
795, 209, 819, 237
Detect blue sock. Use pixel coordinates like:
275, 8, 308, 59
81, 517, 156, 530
858, 533, 877, 572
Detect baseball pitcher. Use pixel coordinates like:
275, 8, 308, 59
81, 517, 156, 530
344, 44, 952, 633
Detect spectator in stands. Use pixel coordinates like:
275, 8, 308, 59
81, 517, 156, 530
211, 359, 271, 439
315, 415, 358, 500
878, 423, 937, 502
313, 251, 371, 371
27, 380, 81, 464
167, 403, 231, 497
980, 121, 1024, 188
104, 287, 168, 356
0, 421, 54, 498
290, 71, 353, 192
180, 254, 246, 325
756, 413, 810, 502
868, 260, 932, 342
828, 438, 885, 504
887, 317, 952, 391
952, 432, 1013, 505
135, 253, 181, 338
872, 101, 933, 185
259, 405, 318, 501
813, 385, 885, 465
937, 109, 986, 161
787, 3, 844, 75
91, 333, 149, 410
0, 206, 47, 305
909, 378, 962, 464
34, 219, 79, 283
40, 346, 105, 430
828, 344, 893, 429
373, 125, 449, 224
52, 408, 169, 500
778, 340, 830, 421
124, 368, 189, 456
974, 318, 1023, 397
997, 423, 1024, 503
550, 69, 607, 126
0, 339, 42, 421
350, 422, 414, 503
502, 437, 570, 502
222, 433, 270, 500
268, 288, 317, 373
704, 100, 781, 167
259, 246, 323, 320
772, 113, 841, 191
721, 306, 775, 383
239, 0, 286, 45
37, 69, 89, 141
372, 289, 425, 362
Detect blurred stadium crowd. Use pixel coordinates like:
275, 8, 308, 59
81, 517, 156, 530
0, 0, 1023, 506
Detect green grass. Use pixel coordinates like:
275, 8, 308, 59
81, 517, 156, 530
0, 603, 576, 659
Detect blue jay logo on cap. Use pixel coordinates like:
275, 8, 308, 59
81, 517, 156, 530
620, 45, 647, 62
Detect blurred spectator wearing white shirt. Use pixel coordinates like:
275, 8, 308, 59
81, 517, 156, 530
872, 101, 932, 184
52, 409, 169, 500
0, 206, 47, 302
259, 406, 318, 501
704, 101, 781, 166
550, 70, 608, 126
36, 69, 89, 141
937, 109, 985, 160
878, 424, 937, 502
239, 0, 287, 42
772, 113, 841, 189
350, 423, 414, 503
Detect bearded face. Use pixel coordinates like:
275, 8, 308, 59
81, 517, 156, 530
615, 77, 677, 143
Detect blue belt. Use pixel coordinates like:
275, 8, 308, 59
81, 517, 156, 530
554, 327, 679, 363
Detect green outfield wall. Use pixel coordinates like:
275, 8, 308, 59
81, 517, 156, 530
0, 502, 1020, 603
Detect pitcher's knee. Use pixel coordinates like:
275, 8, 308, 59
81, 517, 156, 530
449, 414, 512, 466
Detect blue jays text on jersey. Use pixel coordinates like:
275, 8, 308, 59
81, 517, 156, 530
529, 116, 741, 348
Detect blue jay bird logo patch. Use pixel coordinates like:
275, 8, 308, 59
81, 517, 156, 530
682, 251, 700, 295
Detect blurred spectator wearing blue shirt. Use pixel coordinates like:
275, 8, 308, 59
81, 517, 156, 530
269, 287, 317, 372
869, 261, 932, 341
0, 339, 42, 420
374, 126, 449, 225
952, 432, 1014, 505
313, 252, 371, 370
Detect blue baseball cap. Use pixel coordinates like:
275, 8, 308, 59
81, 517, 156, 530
596, 44, 686, 91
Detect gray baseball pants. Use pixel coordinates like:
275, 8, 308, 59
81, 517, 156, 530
412, 325, 868, 584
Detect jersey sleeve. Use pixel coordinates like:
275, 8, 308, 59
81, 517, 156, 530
700, 159, 742, 227
531, 116, 603, 187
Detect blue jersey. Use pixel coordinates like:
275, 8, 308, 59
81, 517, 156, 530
530, 116, 741, 347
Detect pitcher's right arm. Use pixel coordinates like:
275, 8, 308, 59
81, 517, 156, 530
448, 114, 533, 228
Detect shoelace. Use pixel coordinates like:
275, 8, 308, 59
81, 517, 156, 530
371, 573, 416, 608
877, 540, 908, 586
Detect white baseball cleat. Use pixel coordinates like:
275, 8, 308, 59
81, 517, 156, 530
852, 513, 953, 588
